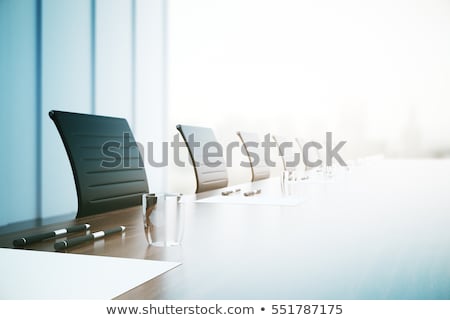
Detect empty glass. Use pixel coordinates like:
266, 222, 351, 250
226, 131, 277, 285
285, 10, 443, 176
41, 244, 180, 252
142, 193, 185, 247
281, 170, 297, 195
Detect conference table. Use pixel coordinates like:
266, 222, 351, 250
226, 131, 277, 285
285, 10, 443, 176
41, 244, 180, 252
1, 159, 450, 299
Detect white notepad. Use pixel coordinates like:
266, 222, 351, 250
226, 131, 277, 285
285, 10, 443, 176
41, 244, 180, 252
0, 248, 180, 299
196, 195, 303, 206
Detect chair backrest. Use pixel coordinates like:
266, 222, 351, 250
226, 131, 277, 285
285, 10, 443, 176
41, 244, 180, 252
49, 110, 149, 218
295, 137, 321, 170
176, 124, 228, 193
236, 131, 270, 182
273, 135, 304, 172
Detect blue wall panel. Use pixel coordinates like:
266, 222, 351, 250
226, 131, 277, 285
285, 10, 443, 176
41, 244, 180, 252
41, 0, 92, 218
0, 0, 38, 225
95, 0, 133, 122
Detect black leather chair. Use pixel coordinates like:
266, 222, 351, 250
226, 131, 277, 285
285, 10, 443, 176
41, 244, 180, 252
176, 124, 228, 193
50, 110, 149, 218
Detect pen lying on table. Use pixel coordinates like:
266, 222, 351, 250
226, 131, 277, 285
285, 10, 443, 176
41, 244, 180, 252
243, 189, 262, 197
13, 224, 91, 247
221, 188, 241, 196
54, 226, 125, 251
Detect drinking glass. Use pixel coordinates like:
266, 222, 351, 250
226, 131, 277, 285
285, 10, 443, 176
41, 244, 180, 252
142, 193, 185, 247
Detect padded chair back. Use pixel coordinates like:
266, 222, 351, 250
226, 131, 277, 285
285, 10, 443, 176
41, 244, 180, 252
295, 137, 321, 170
176, 124, 228, 193
237, 131, 270, 181
273, 135, 304, 172
50, 110, 149, 218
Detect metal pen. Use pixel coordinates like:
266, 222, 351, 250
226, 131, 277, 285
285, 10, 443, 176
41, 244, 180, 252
13, 224, 91, 247
54, 226, 125, 251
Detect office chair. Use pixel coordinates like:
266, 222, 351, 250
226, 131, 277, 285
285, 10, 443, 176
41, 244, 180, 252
176, 124, 228, 193
273, 135, 305, 172
295, 137, 322, 171
49, 110, 149, 218
236, 131, 270, 182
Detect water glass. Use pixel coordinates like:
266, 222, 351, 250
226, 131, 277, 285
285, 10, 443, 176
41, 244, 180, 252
142, 193, 185, 247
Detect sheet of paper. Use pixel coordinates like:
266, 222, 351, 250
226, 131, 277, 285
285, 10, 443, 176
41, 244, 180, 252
0, 248, 180, 299
196, 194, 303, 206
